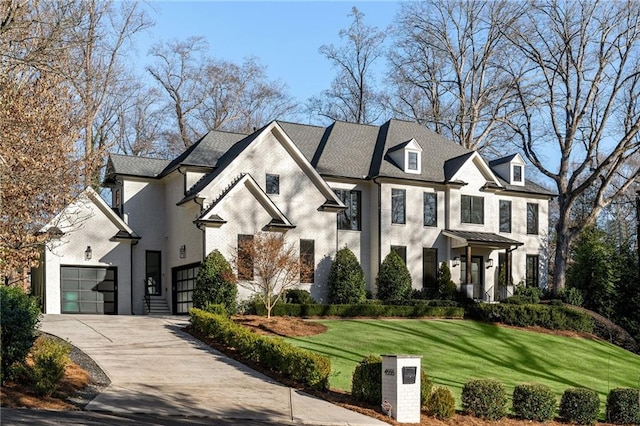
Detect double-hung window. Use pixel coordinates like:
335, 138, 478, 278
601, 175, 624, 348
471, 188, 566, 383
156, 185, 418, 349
527, 203, 539, 234
334, 189, 361, 230
461, 195, 484, 224
392, 189, 406, 224
526, 255, 539, 288
423, 193, 437, 227
499, 200, 511, 233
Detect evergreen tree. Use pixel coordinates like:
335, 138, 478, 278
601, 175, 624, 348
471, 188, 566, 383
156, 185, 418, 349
376, 251, 412, 304
193, 250, 238, 314
328, 247, 366, 304
437, 262, 457, 300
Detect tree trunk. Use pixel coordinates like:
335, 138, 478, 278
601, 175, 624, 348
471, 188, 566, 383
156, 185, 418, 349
553, 212, 573, 293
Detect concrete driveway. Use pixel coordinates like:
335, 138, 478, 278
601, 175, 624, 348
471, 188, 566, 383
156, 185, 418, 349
41, 315, 386, 426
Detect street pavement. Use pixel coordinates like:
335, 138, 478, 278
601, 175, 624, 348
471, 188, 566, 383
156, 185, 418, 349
10, 314, 387, 426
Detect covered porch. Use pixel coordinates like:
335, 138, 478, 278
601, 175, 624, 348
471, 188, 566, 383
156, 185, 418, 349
443, 230, 523, 302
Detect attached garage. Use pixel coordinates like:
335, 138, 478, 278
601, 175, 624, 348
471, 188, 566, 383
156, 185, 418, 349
172, 263, 199, 314
61, 266, 117, 314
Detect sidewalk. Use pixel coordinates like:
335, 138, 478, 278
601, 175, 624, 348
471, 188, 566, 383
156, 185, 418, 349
40, 315, 387, 425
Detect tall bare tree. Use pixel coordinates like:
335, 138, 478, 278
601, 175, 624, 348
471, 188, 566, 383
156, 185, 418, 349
308, 7, 386, 124
388, 0, 520, 151
502, 0, 640, 291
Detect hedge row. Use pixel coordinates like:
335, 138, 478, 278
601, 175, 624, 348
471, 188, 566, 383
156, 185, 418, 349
189, 308, 330, 390
250, 303, 464, 318
465, 303, 594, 332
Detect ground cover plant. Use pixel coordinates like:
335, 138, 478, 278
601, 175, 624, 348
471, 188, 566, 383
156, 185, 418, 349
285, 319, 640, 419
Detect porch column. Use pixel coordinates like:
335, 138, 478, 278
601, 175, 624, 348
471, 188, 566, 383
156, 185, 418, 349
504, 248, 510, 286
465, 245, 472, 285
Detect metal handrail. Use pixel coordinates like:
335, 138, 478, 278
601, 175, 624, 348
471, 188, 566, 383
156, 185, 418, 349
143, 280, 151, 313
484, 286, 494, 303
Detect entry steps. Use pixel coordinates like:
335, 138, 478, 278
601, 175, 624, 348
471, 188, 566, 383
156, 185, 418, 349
145, 296, 171, 315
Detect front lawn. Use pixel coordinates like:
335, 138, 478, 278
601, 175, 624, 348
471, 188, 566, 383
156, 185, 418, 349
285, 319, 640, 416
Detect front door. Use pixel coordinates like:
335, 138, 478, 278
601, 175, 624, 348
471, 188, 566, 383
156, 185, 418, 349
461, 256, 483, 299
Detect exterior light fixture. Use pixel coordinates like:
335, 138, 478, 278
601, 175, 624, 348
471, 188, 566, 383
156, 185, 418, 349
486, 258, 494, 268
179, 245, 186, 259
84, 246, 92, 261
452, 257, 460, 267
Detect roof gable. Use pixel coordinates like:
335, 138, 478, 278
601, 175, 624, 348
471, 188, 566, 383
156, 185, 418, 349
445, 151, 502, 187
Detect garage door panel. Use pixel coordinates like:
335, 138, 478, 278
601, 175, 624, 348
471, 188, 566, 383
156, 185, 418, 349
61, 266, 117, 314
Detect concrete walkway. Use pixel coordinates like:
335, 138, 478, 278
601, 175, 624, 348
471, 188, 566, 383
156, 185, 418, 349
41, 315, 387, 426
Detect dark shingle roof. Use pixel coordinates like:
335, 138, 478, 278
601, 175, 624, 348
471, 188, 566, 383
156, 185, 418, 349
489, 154, 519, 167
107, 154, 170, 178
443, 229, 523, 247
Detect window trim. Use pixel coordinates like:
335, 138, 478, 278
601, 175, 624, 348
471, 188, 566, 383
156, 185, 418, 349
407, 151, 419, 170
423, 192, 437, 227
461, 194, 484, 225
392, 188, 406, 224
513, 165, 523, 182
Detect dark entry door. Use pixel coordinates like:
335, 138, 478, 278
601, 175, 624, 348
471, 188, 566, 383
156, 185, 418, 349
461, 256, 483, 299
61, 266, 117, 314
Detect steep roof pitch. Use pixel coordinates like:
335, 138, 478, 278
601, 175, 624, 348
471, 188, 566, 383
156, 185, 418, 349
106, 154, 170, 179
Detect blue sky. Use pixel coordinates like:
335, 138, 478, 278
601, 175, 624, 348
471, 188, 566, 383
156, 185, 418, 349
135, 1, 400, 107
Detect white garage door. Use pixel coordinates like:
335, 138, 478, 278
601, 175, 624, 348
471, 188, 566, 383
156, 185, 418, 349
61, 266, 117, 314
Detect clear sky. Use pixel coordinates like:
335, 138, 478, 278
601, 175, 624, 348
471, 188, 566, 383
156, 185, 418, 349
134, 1, 401, 109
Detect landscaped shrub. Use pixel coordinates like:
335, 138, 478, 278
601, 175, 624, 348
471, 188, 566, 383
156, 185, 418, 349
606, 388, 640, 424
514, 284, 542, 303
461, 378, 508, 420
189, 308, 330, 390
0, 285, 41, 382
437, 263, 458, 301
193, 250, 238, 314
328, 247, 366, 304
202, 303, 227, 316
376, 251, 412, 304
559, 387, 600, 425
427, 386, 456, 419
420, 369, 432, 407
351, 355, 382, 405
284, 289, 315, 304
512, 383, 557, 421
466, 303, 594, 332
18, 337, 70, 396
559, 287, 585, 306
250, 302, 464, 318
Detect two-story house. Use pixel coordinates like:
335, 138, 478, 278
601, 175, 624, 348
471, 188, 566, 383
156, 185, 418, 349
32, 119, 553, 315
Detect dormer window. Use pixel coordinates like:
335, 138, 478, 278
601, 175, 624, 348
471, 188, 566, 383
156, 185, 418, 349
488, 153, 525, 186
387, 138, 423, 174
513, 165, 522, 182
408, 152, 419, 171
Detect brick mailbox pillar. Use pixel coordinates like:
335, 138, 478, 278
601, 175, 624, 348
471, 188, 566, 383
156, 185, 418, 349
381, 355, 422, 423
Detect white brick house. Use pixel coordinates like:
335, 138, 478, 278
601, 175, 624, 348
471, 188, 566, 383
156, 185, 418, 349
32, 119, 553, 315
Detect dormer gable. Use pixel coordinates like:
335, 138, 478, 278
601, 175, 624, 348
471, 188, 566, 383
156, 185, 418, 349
489, 153, 526, 186
386, 138, 423, 174
445, 151, 502, 187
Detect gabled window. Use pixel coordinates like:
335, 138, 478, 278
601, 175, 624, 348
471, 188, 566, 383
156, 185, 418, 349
423, 193, 437, 227
408, 152, 419, 170
527, 203, 539, 234
237, 234, 254, 280
300, 240, 314, 283
266, 174, 279, 195
513, 165, 522, 182
461, 195, 484, 224
499, 200, 511, 233
391, 245, 407, 264
392, 189, 406, 224
334, 189, 361, 231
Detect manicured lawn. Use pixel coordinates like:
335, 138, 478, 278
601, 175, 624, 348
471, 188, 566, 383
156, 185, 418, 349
285, 319, 640, 416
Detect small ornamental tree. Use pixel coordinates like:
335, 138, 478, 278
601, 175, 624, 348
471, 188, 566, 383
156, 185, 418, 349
234, 232, 311, 318
328, 247, 366, 304
193, 250, 238, 314
437, 262, 457, 300
376, 251, 412, 304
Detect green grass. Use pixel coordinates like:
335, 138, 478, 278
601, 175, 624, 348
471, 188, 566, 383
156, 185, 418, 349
285, 319, 640, 416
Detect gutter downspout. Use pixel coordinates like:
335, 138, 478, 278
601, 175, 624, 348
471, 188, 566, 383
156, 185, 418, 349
374, 178, 382, 295
193, 198, 206, 262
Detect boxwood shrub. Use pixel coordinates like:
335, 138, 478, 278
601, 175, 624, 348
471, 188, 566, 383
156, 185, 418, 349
512, 382, 557, 421
189, 308, 330, 390
461, 378, 508, 420
606, 388, 640, 424
351, 355, 382, 405
466, 303, 593, 332
427, 386, 456, 419
559, 387, 600, 425
250, 303, 464, 318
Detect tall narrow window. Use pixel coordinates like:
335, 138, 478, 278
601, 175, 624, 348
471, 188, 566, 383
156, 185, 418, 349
461, 195, 484, 224
526, 255, 539, 288
408, 152, 418, 170
499, 200, 511, 233
391, 245, 407, 264
422, 248, 438, 291
237, 234, 254, 280
334, 189, 361, 230
300, 240, 315, 283
513, 165, 522, 182
423, 193, 437, 227
527, 203, 539, 234
145, 251, 161, 295
266, 174, 279, 195
392, 189, 406, 224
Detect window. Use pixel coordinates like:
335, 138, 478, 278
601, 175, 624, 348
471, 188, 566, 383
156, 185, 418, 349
391, 245, 407, 264
408, 152, 418, 170
526, 255, 539, 288
499, 200, 511, 233
145, 251, 161, 296
423, 193, 437, 227
300, 240, 315, 283
461, 195, 484, 224
422, 248, 438, 291
334, 189, 361, 230
266, 174, 279, 195
237, 234, 254, 280
527, 203, 539, 234
392, 189, 406, 224
513, 165, 522, 182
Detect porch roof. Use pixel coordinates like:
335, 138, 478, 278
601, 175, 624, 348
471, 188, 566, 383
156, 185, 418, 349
442, 229, 523, 249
